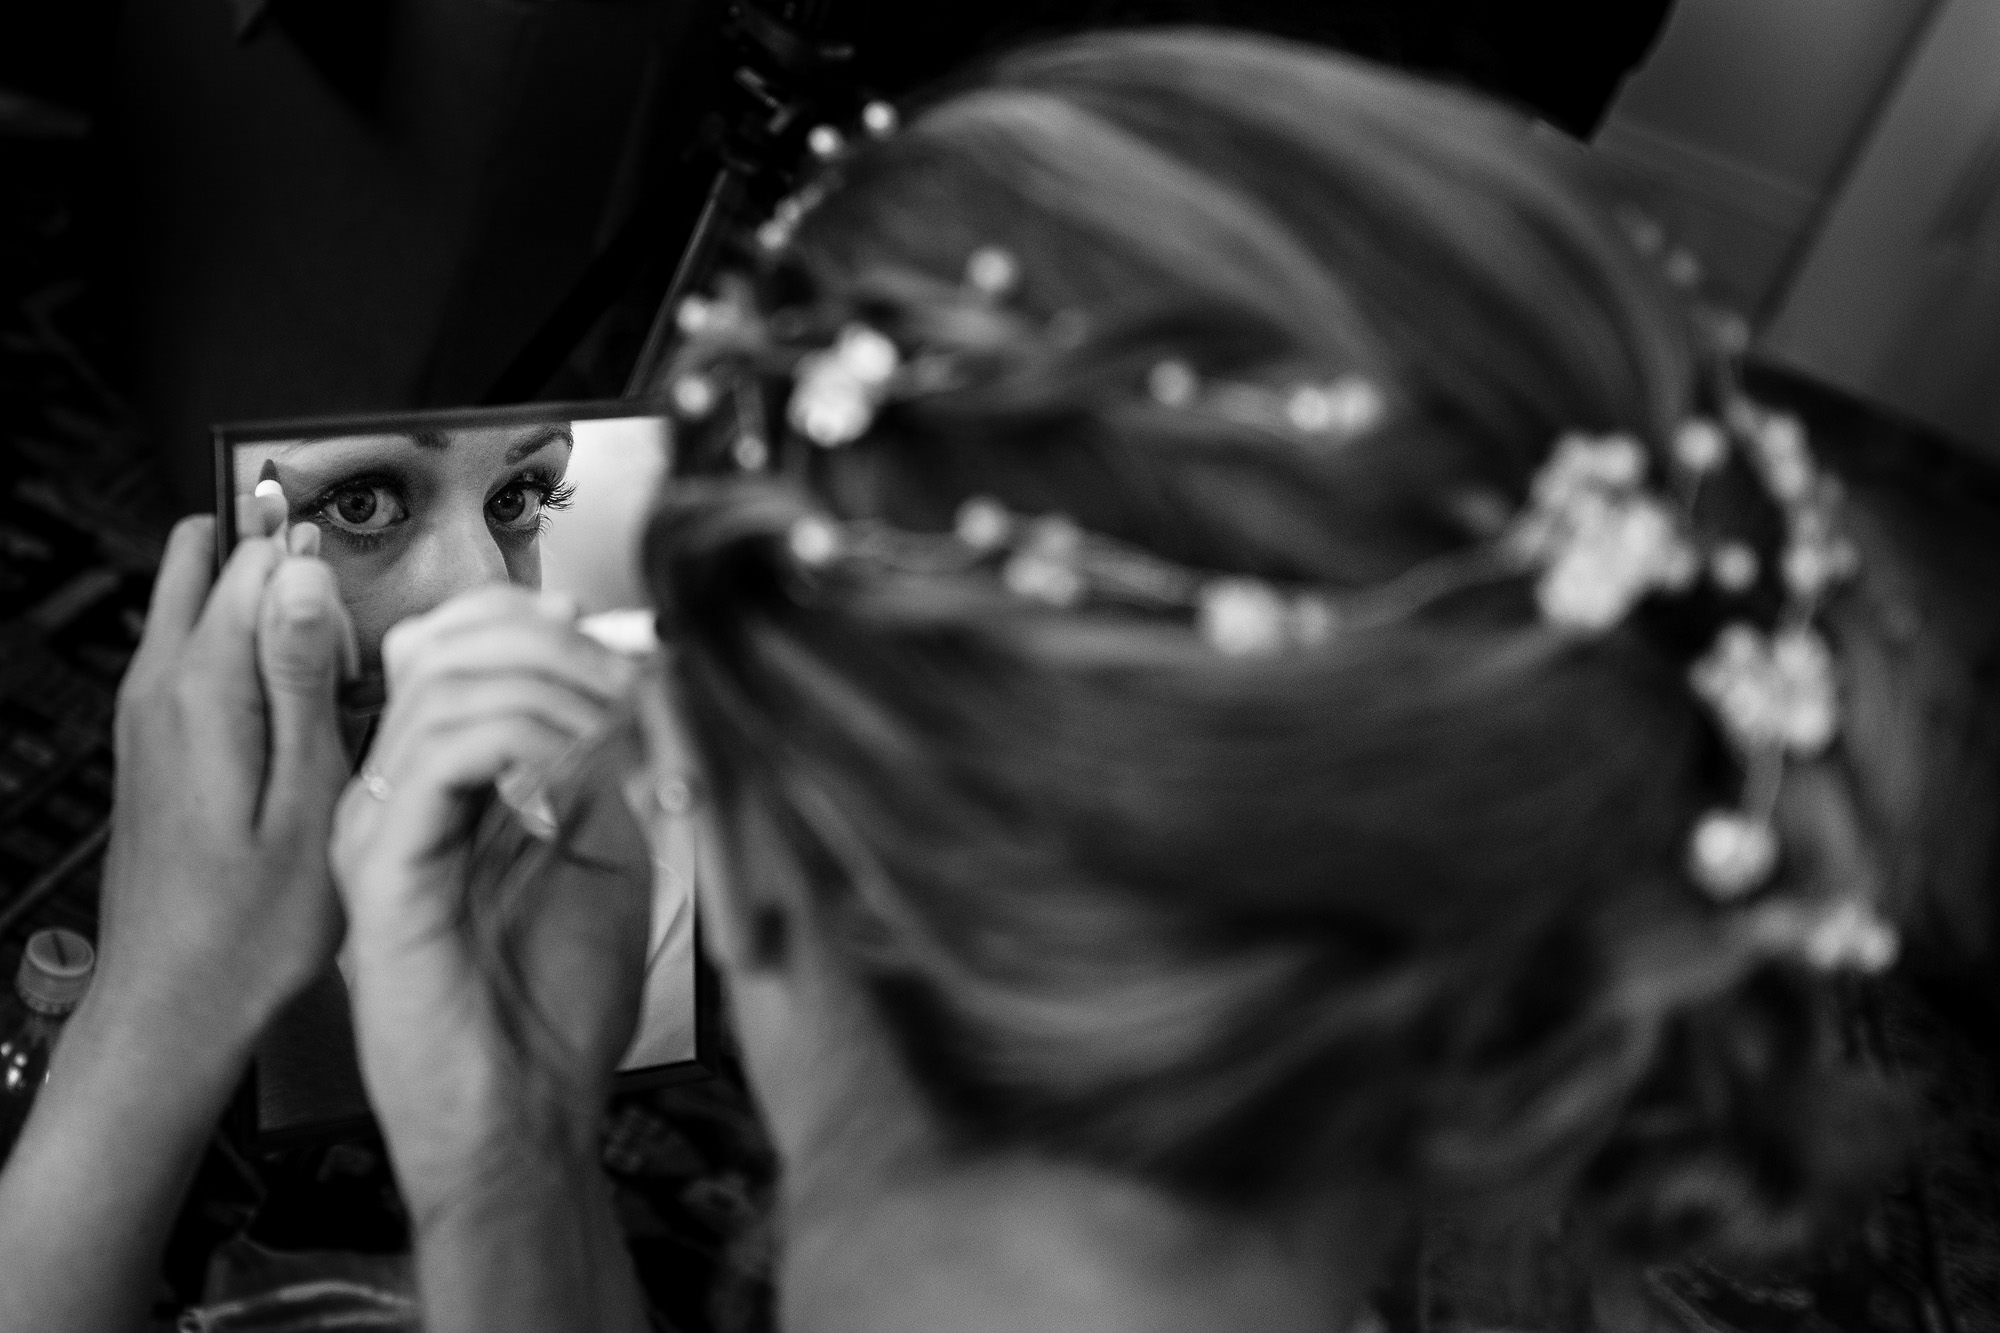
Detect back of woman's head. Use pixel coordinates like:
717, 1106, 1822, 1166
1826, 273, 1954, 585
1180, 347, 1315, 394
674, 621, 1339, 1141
646, 28, 1905, 1268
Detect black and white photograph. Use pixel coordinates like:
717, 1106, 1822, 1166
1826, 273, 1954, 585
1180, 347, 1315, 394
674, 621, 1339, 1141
4, 1, 2000, 1330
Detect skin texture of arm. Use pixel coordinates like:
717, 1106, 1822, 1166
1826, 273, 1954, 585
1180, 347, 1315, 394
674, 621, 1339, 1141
405, 1129, 649, 1333
0, 513, 354, 1332
0, 980, 257, 1331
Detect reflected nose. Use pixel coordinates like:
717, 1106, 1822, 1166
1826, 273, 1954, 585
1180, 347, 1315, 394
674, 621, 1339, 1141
399, 508, 511, 617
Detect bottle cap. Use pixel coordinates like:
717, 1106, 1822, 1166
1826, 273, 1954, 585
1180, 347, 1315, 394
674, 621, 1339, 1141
16, 929, 95, 1016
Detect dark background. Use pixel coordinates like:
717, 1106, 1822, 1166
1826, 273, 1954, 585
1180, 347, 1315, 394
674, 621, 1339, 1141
1, 0, 1672, 515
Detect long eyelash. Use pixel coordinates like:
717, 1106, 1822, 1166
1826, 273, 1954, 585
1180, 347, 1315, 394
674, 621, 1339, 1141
507, 469, 575, 535
303, 500, 392, 551
298, 499, 392, 552
293, 474, 402, 547
323, 527, 393, 552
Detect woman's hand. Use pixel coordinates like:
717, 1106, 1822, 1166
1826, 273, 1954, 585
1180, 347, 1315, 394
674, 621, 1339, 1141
330, 585, 649, 1189
1, 513, 356, 1333
329, 586, 654, 1331
92, 512, 355, 1054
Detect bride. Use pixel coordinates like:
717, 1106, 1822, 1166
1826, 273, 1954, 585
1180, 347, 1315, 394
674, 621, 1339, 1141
9, 26, 1995, 1333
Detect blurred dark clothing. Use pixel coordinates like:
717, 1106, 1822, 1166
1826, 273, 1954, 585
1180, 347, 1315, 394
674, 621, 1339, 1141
92, 0, 1671, 509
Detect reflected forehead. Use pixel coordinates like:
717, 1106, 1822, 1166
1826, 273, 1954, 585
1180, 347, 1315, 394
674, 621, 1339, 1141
248, 423, 572, 470
280, 431, 415, 452
450, 422, 576, 464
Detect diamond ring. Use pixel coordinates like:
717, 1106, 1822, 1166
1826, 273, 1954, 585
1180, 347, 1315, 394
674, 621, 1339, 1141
360, 769, 392, 802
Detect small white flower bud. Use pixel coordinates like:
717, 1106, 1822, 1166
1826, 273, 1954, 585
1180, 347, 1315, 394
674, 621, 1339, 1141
954, 497, 1013, 551
1148, 359, 1198, 408
1003, 553, 1084, 607
1802, 900, 1900, 973
833, 325, 899, 384
1673, 418, 1728, 474
1710, 542, 1759, 593
1323, 376, 1385, 436
676, 297, 713, 335
1285, 385, 1333, 433
1689, 810, 1778, 900
861, 101, 898, 136
1594, 435, 1648, 487
1753, 413, 1813, 501
672, 374, 718, 419
787, 515, 842, 568
791, 375, 872, 446
1198, 579, 1288, 656
965, 247, 1020, 297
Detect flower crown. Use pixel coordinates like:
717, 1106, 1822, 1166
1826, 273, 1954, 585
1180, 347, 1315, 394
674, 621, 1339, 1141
660, 110, 1896, 979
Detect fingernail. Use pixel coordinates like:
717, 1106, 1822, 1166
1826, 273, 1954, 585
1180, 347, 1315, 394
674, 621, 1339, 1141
278, 590, 325, 629
290, 522, 320, 558
578, 608, 657, 656
276, 565, 327, 626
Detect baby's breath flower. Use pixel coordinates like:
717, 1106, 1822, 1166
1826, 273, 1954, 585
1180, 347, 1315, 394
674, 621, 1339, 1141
1198, 579, 1289, 656
1691, 624, 1837, 755
1689, 810, 1779, 899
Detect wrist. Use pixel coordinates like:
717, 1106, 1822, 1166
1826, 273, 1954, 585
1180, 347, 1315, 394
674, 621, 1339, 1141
404, 1133, 649, 1333
62, 978, 261, 1093
354, 1003, 607, 1229
23, 983, 253, 1175
72, 960, 283, 1079
341, 954, 615, 1219
406, 1131, 598, 1234
393, 1083, 606, 1233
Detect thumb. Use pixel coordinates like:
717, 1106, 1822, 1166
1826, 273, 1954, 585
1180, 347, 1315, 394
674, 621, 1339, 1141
258, 557, 358, 829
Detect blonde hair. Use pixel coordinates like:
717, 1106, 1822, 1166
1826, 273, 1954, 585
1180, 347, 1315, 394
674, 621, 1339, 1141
648, 28, 1907, 1267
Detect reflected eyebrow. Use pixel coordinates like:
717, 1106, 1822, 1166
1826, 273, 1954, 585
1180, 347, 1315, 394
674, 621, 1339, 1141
290, 429, 447, 450
281, 423, 570, 460
504, 424, 574, 465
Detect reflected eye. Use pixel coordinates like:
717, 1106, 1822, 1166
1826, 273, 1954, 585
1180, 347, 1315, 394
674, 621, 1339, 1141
488, 475, 574, 535
315, 482, 407, 536
487, 483, 539, 530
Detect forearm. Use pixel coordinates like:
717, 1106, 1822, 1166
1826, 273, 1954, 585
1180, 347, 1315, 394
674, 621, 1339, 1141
407, 1140, 650, 1333
0, 989, 252, 1332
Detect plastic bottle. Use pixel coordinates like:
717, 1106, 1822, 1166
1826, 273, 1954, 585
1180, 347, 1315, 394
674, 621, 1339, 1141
0, 928, 96, 1161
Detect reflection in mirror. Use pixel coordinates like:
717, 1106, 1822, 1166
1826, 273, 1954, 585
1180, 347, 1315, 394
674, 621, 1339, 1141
231, 416, 667, 669
217, 407, 693, 1125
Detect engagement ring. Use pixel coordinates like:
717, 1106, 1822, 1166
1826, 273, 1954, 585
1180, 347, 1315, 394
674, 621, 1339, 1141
360, 769, 392, 802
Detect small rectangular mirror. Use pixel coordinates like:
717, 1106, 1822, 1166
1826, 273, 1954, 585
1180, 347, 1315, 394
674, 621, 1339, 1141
214, 402, 714, 1144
